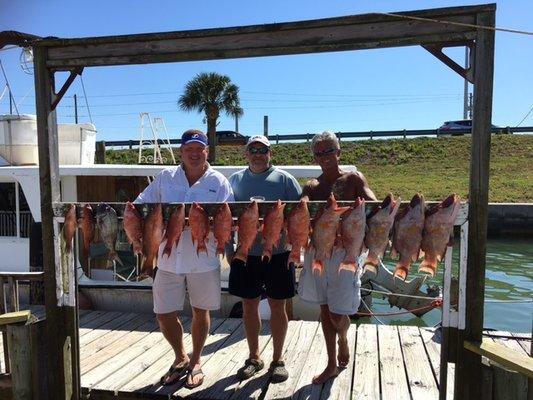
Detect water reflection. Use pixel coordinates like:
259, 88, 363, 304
357, 238, 532, 332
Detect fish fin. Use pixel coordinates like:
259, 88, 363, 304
390, 246, 398, 259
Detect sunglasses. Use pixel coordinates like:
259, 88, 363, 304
314, 148, 339, 158
248, 146, 269, 155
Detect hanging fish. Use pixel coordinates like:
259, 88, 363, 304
418, 194, 460, 277
310, 193, 349, 272
79, 204, 95, 263
339, 197, 366, 272
142, 203, 164, 274
261, 200, 286, 263
213, 203, 233, 257
189, 202, 210, 256
234, 201, 259, 263
391, 193, 425, 280
96, 203, 123, 266
163, 204, 185, 257
363, 194, 400, 274
286, 199, 310, 267
63, 204, 77, 254
123, 202, 144, 256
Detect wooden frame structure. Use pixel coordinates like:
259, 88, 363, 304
28, 4, 495, 399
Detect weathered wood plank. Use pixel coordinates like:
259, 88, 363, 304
150, 318, 246, 398
399, 325, 440, 399
41, 5, 497, 70
91, 316, 194, 393
0, 310, 30, 326
7, 323, 32, 399
486, 331, 529, 356
378, 325, 410, 400
80, 313, 154, 359
79, 311, 130, 339
264, 321, 319, 400
117, 317, 237, 396
321, 323, 357, 400
79, 312, 140, 347
80, 318, 159, 375
351, 323, 380, 399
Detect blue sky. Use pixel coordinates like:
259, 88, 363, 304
0, 0, 532, 141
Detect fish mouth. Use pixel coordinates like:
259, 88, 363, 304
367, 193, 393, 219
410, 193, 422, 208
441, 193, 458, 208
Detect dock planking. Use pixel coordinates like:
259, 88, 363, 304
0, 310, 530, 398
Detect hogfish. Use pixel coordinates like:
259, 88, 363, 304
163, 204, 185, 257
286, 199, 310, 266
234, 201, 259, 263
363, 194, 400, 274
310, 194, 349, 272
123, 202, 143, 256
339, 197, 366, 272
419, 194, 460, 277
189, 202, 210, 256
261, 200, 286, 263
213, 203, 232, 257
96, 203, 123, 266
142, 203, 164, 274
391, 194, 425, 280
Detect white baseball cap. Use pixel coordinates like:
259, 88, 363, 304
246, 135, 271, 148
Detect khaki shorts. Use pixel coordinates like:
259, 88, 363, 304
298, 249, 362, 315
153, 268, 221, 314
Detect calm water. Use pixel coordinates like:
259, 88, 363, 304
357, 238, 533, 333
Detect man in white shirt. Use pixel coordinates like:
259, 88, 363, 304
135, 129, 234, 388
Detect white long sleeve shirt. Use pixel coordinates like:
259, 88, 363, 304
135, 165, 234, 274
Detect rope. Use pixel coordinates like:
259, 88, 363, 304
355, 299, 443, 317
381, 12, 533, 36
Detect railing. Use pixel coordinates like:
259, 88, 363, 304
0, 211, 32, 238
100, 126, 533, 148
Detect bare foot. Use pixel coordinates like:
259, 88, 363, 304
312, 366, 339, 385
337, 338, 350, 367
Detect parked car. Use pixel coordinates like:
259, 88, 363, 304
438, 120, 501, 135
216, 130, 248, 145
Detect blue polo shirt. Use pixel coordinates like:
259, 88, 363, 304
228, 166, 302, 256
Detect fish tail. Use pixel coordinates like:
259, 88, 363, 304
393, 263, 409, 280
216, 244, 225, 257
418, 258, 437, 277
339, 260, 358, 272
312, 259, 324, 273
262, 249, 272, 264
363, 255, 379, 275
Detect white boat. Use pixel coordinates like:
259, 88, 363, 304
0, 114, 437, 320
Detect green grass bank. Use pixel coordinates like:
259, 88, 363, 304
106, 134, 533, 202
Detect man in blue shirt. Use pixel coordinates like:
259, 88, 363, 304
228, 135, 301, 383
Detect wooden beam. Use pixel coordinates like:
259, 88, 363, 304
454, 9, 495, 400
37, 4, 496, 70
0, 311, 30, 326
34, 46, 80, 400
464, 340, 533, 379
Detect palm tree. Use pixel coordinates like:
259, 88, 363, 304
178, 72, 243, 163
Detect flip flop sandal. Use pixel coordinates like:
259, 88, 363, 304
184, 367, 205, 389
160, 361, 190, 386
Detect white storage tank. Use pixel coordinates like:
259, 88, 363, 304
0, 114, 97, 165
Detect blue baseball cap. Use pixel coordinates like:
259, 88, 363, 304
181, 129, 208, 146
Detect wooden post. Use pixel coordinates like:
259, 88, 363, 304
7, 323, 32, 399
453, 10, 495, 400
29, 222, 44, 305
34, 46, 79, 399
95, 141, 106, 164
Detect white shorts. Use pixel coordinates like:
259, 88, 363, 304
153, 268, 221, 314
298, 248, 362, 315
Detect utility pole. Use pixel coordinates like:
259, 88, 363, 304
9, 91, 12, 114
74, 94, 78, 123
463, 46, 469, 119
468, 93, 473, 119
263, 115, 268, 137
234, 114, 239, 132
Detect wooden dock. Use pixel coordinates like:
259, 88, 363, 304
0, 310, 530, 399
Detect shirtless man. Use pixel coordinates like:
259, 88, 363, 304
300, 131, 376, 385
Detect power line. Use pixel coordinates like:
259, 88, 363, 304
516, 104, 533, 127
